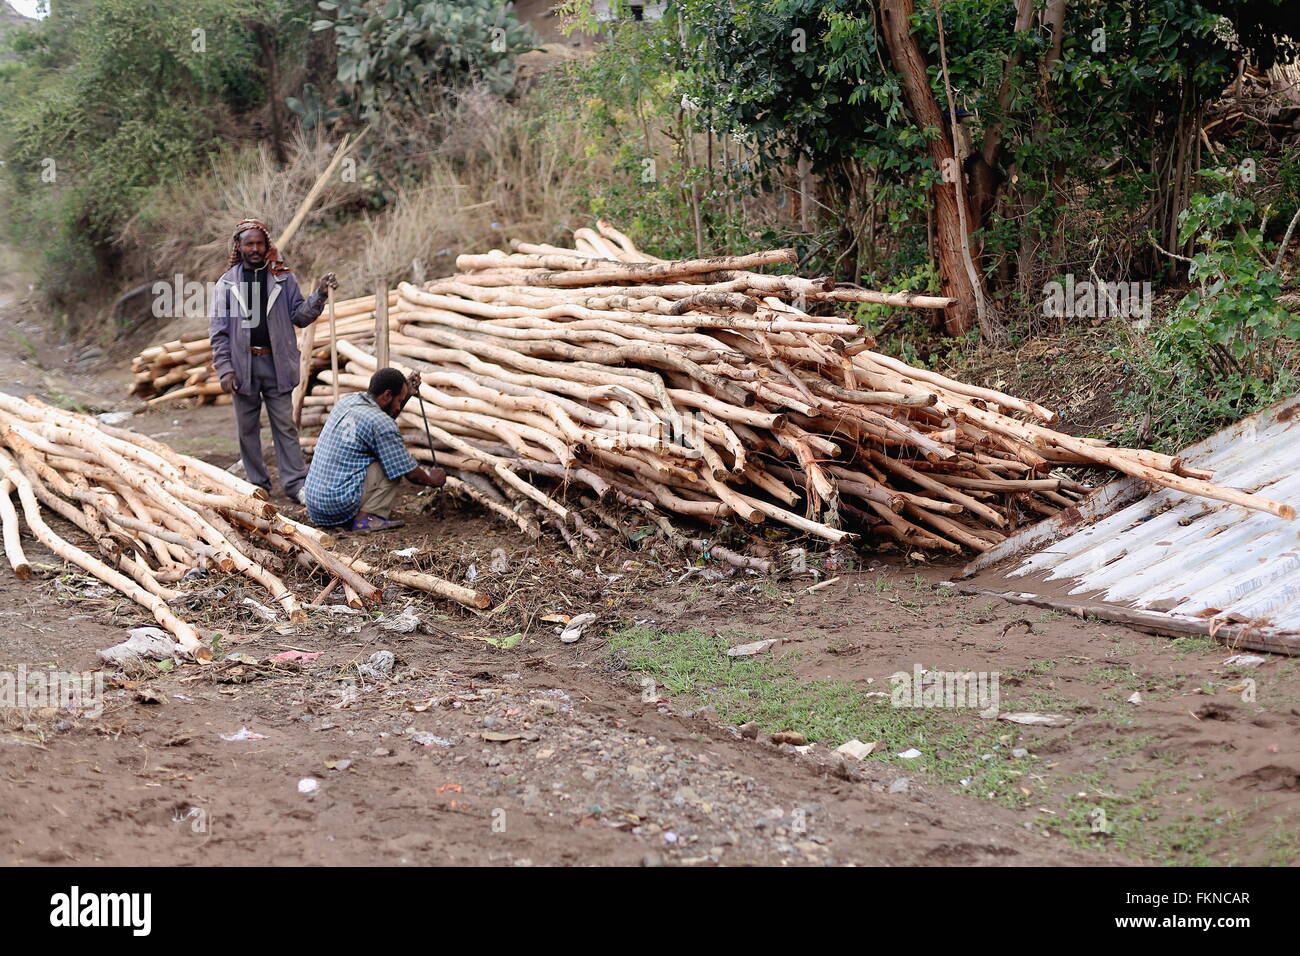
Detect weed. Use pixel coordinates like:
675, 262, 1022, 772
12, 329, 37, 361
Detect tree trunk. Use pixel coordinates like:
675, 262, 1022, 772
1015, 0, 1066, 301
255, 23, 287, 166
968, 0, 1035, 229
881, 0, 983, 337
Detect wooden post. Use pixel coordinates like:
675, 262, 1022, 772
292, 318, 316, 428
327, 289, 339, 404
375, 277, 389, 370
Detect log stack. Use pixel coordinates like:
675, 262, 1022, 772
127, 220, 1292, 556
296, 221, 1293, 554
0, 394, 489, 653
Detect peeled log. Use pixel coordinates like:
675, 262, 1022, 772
352, 559, 492, 610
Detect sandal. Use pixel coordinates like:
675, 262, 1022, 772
348, 514, 405, 533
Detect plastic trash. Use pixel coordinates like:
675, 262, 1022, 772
220, 727, 268, 742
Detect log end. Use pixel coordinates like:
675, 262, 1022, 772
13, 563, 31, 580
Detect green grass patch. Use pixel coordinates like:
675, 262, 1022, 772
1169, 635, 1219, 657
607, 626, 1280, 864
607, 626, 1029, 805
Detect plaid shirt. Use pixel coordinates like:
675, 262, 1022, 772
304, 392, 418, 526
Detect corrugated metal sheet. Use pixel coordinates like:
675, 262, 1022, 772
957, 394, 1300, 655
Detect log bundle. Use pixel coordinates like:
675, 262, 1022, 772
296, 221, 1293, 554
0, 394, 490, 652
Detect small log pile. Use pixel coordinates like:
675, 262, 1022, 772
295, 221, 1293, 555
0, 394, 489, 653
128, 290, 399, 406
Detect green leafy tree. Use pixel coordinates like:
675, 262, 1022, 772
563, 0, 1297, 339
0, 0, 267, 300
314, 0, 539, 119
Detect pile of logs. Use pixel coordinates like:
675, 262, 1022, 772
128, 290, 399, 406
0, 394, 490, 652
299, 222, 1292, 554
129, 220, 1293, 559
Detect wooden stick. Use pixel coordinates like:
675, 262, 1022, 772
352, 559, 491, 610
328, 288, 340, 403
375, 276, 389, 369
275, 128, 368, 256
293, 318, 317, 428
0, 478, 31, 579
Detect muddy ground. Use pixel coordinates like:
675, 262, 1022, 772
0, 291, 1296, 867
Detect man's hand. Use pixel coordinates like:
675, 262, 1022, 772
405, 369, 422, 395
408, 465, 446, 489
220, 373, 238, 394
314, 272, 338, 297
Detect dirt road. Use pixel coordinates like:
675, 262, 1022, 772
0, 294, 1295, 867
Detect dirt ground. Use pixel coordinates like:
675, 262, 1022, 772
0, 289, 1296, 867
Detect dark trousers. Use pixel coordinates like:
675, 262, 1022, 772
232, 353, 307, 496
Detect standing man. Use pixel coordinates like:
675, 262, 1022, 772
209, 218, 337, 504
304, 367, 446, 532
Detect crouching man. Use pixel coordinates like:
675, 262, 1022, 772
303, 368, 446, 532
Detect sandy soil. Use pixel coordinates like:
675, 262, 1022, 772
0, 295, 1296, 867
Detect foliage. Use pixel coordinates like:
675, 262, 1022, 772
565, 0, 1295, 296
285, 81, 344, 131
1112, 171, 1300, 450
314, 0, 539, 119
0, 0, 275, 301
560, 20, 762, 262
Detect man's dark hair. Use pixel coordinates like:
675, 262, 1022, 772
369, 367, 406, 398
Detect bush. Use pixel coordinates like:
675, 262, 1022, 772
1112, 172, 1300, 451
0, 0, 266, 306
316, 0, 538, 118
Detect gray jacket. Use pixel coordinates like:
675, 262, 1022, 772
208, 264, 326, 396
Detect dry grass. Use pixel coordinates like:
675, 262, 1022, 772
117, 86, 608, 325
350, 86, 607, 287
118, 131, 365, 290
